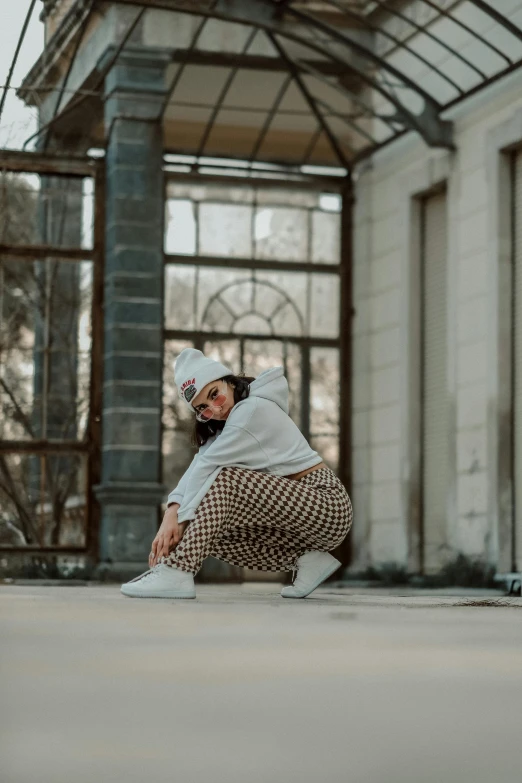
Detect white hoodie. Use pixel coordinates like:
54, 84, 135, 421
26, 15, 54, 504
168, 366, 323, 523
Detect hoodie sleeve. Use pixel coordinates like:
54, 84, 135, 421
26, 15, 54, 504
175, 423, 268, 523
166, 434, 218, 507
166, 452, 200, 507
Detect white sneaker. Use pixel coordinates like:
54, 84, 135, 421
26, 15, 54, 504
121, 563, 196, 599
281, 551, 341, 599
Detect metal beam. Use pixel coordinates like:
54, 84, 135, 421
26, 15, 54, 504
284, 4, 454, 149
418, 0, 511, 65
324, 0, 465, 94
268, 32, 350, 167
164, 253, 339, 275
0, 545, 88, 553
468, 0, 522, 43
334, 175, 354, 569
0, 149, 95, 176
0, 245, 94, 261
169, 49, 349, 75
0, 440, 91, 454
196, 27, 259, 158
164, 169, 344, 190
111, 0, 454, 149
82, 161, 104, 560
164, 329, 339, 348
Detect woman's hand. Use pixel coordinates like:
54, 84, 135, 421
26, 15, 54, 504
149, 504, 188, 567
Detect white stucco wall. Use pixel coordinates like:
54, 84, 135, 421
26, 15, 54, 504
350, 67, 522, 573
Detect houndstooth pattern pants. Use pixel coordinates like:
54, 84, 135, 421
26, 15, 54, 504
161, 466, 353, 575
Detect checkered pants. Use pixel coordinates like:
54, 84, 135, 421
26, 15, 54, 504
161, 466, 353, 575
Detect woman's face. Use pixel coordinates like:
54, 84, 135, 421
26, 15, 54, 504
191, 379, 235, 422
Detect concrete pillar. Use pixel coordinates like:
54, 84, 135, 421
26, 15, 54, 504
95, 49, 169, 576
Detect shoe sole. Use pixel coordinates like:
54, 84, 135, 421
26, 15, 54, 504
280, 558, 341, 599
120, 588, 196, 599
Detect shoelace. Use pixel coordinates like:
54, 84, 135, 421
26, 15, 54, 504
128, 566, 161, 584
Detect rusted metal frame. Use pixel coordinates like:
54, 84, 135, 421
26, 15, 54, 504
510, 151, 517, 571
0, 0, 38, 123
313, 96, 377, 147
273, 54, 375, 147
164, 328, 339, 349
281, 41, 410, 139
23, 6, 146, 150
418, 194, 427, 575
0, 245, 93, 261
166, 150, 324, 173
351, 125, 410, 165
169, 98, 316, 115
169, 48, 347, 75
195, 27, 259, 158
334, 174, 353, 569
418, 0, 512, 65
323, 0, 465, 95
42, 0, 97, 151
300, 126, 325, 167
0, 149, 95, 177
201, 278, 305, 335
85, 159, 105, 563
284, 3, 447, 109
0, 441, 91, 454
164, 169, 344, 190
468, 0, 522, 43
0, 545, 88, 553
442, 58, 522, 113
111, 0, 449, 148
300, 344, 311, 440
248, 73, 293, 163
361, 0, 487, 80
268, 32, 349, 168
159, 15, 210, 121
164, 253, 339, 275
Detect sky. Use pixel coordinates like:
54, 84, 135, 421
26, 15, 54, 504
0, 0, 44, 149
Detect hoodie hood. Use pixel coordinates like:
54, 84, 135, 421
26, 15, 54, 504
247, 366, 289, 415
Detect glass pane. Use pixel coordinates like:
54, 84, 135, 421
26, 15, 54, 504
310, 347, 340, 435
199, 203, 253, 257
311, 210, 340, 264
167, 181, 254, 204
165, 265, 197, 329
162, 339, 195, 494
282, 341, 302, 425
165, 199, 196, 254
203, 340, 241, 374
234, 313, 272, 334
310, 435, 339, 473
254, 270, 307, 336
0, 452, 88, 547
309, 274, 340, 337
0, 257, 93, 441
220, 278, 255, 318
243, 339, 284, 377
0, 172, 93, 249
254, 206, 308, 261
197, 267, 251, 330
256, 188, 319, 208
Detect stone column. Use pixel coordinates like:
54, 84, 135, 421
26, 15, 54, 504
95, 49, 169, 578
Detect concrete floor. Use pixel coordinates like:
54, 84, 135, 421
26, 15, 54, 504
1, 582, 522, 783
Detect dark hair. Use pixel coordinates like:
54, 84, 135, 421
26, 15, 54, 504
191, 373, 256, 447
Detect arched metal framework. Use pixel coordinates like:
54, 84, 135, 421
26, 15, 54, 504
12, 0, 522, 166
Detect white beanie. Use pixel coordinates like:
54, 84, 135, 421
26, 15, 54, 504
175, 348, 234, 409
